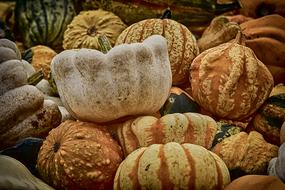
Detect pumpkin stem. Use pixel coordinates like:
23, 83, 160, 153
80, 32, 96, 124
98, 34, 112, 54
48, 72, 59, 96
53, 142, 60, 152
27, 69, 44, 86
87, 25, 97, 37
160, 7, 171, 19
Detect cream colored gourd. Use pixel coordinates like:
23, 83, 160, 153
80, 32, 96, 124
51, 35, 172, 123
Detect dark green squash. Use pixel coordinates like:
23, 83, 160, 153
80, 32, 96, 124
14, 0, 76, 50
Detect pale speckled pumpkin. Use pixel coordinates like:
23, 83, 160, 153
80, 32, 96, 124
37, 120, 123, 190
51, 35, 172, 123
190, 32, 274, 121
114, 142, 230, 190
212, 131, 278, 178
115, 18, 199, 85
63, 9, 127, 50
117, 112, 217, 156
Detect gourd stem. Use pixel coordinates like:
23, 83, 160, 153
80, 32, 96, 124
27, 69, 44, 85
160, 7, 171, 19
98, 34, 112, 54
48, 72, 59, 96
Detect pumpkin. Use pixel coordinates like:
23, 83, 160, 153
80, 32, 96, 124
63, 9, 127, 50
197, 15, 241, 52
116, 112, 217, 156
77, 0, 241, 37
268, 143, 285, 183
248, 93, 285, 145
224, 175, 285, 190
51, 35, 172, 123
240, 14, 285, 85
14, 0, 76, 50
159, 87, 200, 116
281, 122, 285, 144
115, 16, 199, 85
270, 83, 285, 97
37, 120, 123, 190
22, 45, 57, 79
114, 142, 230, 190
0, 137, 43, 176
212, 131, 278, 179
0, 155, 54, 190
190, 32, 274, 121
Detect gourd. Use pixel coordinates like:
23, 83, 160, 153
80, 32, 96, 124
281, 122, 285, 144
0, 155, 54, 190
37, 120, 123, 190
114, 142, 230, 190
51, 35, 172, 123
159, 87, 200, 116
268, 143, 285, 183
224, 175, 285, 190
190, 32, 274, 121
14, 0, 76, 49
116, 112, 217, 156
63, 9, 127, 50
212, 131, 278, 179
115, 14, 199, 85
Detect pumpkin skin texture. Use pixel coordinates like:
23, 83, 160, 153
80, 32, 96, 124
190, 33, 274, 121
212, 131, 278, 179
268, 143, 285, 183
14, 0, 76, 49
115, 18, 199, 85
63, 9, 127, 50
0, 155, 54, 190
224, 175, 285, 190
117, 112, 217, 156
114, 142, 230, 190
51, 35, 172, 123
37, 120, 123, 190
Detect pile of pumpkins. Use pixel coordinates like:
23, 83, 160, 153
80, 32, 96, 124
1, 0, 285, 189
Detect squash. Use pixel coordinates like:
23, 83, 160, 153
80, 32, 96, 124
159, 87, 200, 116
0, 137, 43, 176
51, 35, 172, 123
0, 155, 54, 190
268, 143, 285, 183
37, 120, 123, 190
190, 32, 274, 121
77, 0, 241, 37
198, 15, 241, 52
116, 112, 217, 156
115, 15, 199, 85
212, 131, 278, 179
114, 142, 230, 190
14, 0, 76, 50
270, 83, 285, 97
22, 45, 57, 79
63, 9, 127, 50
224, 175, 285, 190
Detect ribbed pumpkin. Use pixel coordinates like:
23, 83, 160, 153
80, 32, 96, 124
190, 32, 274, 121
212, 131, 278, 179
63, 9, 127, 50
115, 18, 199, 85
159, 87, 200, 116
23, 45, 57, 79
14, 0, 76, 49
117, 112, 217, 156
37, 120, 123, 190
114, 142, 230, 190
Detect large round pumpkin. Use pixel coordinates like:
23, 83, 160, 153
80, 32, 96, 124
37, 120, 123, 190
63, 9, 127, 50
114, 142, 230, 190
115, 18, 199, 85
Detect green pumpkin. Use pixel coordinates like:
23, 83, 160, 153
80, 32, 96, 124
14, 0, 76, 50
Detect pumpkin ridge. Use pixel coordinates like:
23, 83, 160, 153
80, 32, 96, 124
182, 145, 196, 189
158, 145, 173, 189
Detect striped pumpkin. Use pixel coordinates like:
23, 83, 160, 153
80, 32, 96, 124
114, 142, 230, 190
15, 0, 76, 50
212, 131, 278, 179
117, 113, 217, 156
190, 32, 274, 121
115, 18, 199, 85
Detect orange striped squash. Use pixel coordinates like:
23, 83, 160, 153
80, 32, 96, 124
115, 18, 199, 85
114, 142, 230, 190
117, 113, 217, 156
190, 32, 274, 121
